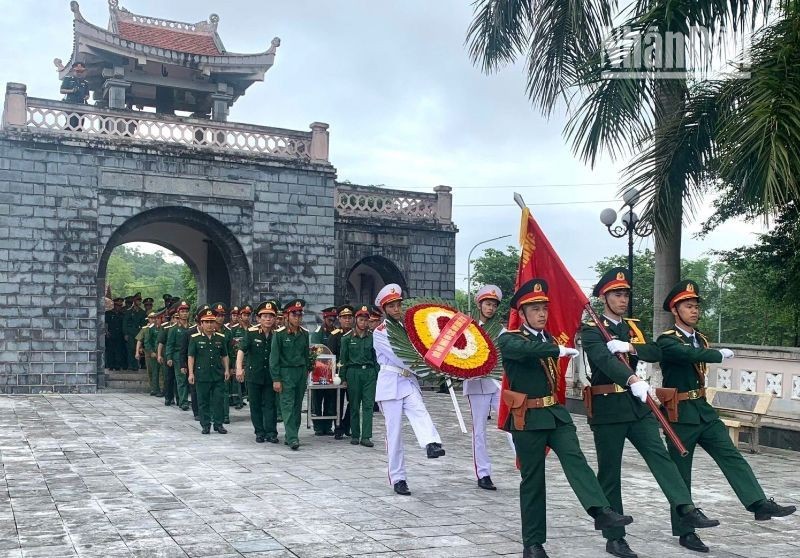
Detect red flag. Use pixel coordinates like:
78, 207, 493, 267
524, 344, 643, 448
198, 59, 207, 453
497, 207, 590, 431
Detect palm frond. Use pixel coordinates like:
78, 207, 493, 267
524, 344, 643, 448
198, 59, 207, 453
466, 0, 534, 73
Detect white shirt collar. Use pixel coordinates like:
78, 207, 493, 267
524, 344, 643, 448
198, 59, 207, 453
675, 324, 696, 338
523, 324, 544, 337
603, 314, 622, 326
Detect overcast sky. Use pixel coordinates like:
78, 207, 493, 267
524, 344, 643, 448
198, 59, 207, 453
0, 0, 767, 294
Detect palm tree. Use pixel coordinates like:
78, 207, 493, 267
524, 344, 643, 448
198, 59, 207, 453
467, 0, 773, 336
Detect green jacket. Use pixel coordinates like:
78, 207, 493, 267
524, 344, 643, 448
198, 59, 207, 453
123, 306, 147, 337
239, 325, 273, 385
166, 323, 190, 365
157, 323, 174, 356
220, 324, 235, 359
105, 310, 124, 337
309, 325, 336, 345
269, 326, 312, 382
657, 328, 723, 425
581, 316, 662, 425
143, 324, 159, 354
188, 331, 228, 383
496, 327, 573, 431
339, 330, 378, 382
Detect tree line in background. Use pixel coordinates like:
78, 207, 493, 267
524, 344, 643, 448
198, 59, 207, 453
106, 245, 197, 308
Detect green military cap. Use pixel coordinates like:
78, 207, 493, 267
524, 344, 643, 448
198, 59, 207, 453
166, 302, 180, 316
194, 304, 211, 322
240, 303, 253, 315
162, 293, 172, 303
593, 266, 631, 297
283, 298, 306, 312
256, 300, 280, 316
211, 302, 227, 316
176, 300, 190, 311
143, 297, 154, 305
198, 308, 217, 322
337, 305, 354, 317
663, 280, 703, 311
321, 306, 338, 318
355, 305, 370, 317
509, 278, 550, 310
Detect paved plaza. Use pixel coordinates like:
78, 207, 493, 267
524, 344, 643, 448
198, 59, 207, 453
0, 392, 797, 558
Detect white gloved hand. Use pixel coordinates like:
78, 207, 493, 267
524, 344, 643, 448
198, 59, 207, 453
558, 346, 580, 359
606, 339, 631, 354
629, 380, 650, 403
718, 348, 735, 359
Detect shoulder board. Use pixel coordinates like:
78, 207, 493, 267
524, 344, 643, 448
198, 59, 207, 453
696, 330, 709, 339
224, 324, 232, 331
275, 326, 286, 332
661, 330, 676, 336
331, 328, 342, 335
214, 332, 226, 338
248, 325, 260, 332
164, 323, 175, 329
190, 332, 202, 338
583, 321, 596, 327
501, 329, 520, 333
623, 317, 641, 323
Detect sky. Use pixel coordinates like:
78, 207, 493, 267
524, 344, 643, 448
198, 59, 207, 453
0, 0, 768, 294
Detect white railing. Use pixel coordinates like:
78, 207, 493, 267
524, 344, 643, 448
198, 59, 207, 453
336, 184, 439, 220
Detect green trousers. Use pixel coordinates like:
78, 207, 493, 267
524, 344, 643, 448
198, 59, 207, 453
145, 355, 160, 394
175, 368, 189, 408
591, 415, 693, 540
667, 417, 766, 536
347, 368, 377, 441
512, 421, 609, 546
278, 367, 307, 445
228, 378, 243, 406
312, 389, 335, 433
126, 338, 139, 370
247, 381, 277, 439
196, 380, 224, 428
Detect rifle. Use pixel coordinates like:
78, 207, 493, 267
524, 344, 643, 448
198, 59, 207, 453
584, 304, 689, 457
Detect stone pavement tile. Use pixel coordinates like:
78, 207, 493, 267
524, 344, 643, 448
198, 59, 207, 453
241, 552, 299, 558
230, 539, 285, 553
179, 541, 240, 557
332, 541, 394, 555
381, 534, 473, 551
19, 546, 77, 558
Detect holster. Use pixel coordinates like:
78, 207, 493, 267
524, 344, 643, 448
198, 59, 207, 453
502, 389, 528, 430
582, 385, 594, 418
655, 387, 679, 422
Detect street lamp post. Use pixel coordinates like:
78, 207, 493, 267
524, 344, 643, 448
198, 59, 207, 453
716, 271, 732, 343
599, 188, 654, 317
466, 234, 511, 314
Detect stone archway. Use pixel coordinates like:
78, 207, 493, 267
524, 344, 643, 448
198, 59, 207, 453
345, 255, 408, 305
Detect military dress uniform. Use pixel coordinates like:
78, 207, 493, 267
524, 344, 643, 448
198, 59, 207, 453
211, 303, 236, 424
158, 312, 177, 405
269, 299, 312, 450
499, 279, 632, 558
181, 306, 211, 421
166, 301, 191, 411
228, 305, 250, 410
239, 300, 280, 443
309, 306, 338, 435
340, 305, 379, 446
326, 305, 354, 439
188, 309, 230, 434
372, 284, 444, 496
142, 313, 161, 395
104, 299, 126, 370
582, 268, 717, 558
658, 281, 796, 551
123, 294, 147, 370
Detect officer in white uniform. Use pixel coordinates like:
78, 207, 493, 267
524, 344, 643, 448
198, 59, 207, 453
463, 285, 504, 490
372, 283, 445, 496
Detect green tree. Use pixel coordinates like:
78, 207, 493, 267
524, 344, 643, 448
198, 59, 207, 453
105, 245, 195, 306
470, 245, 519, 321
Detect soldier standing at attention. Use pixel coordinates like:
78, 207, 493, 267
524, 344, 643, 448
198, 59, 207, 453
340, 305, 379, 447
658, 280, 796, 553
105, 297, 126, 370
166, 301, 191, 412
326, 305, 354, 440
237, 300, 280, 444
188, 308, 230, 435
581, 268, 719, 558
270, 299, 312, 450
158, 305, 178, 406
464, 285, 504, 491
372, 284, 445, 496
498, 278, 634, 558
212, 303, 235, 424
309, 306, 338, 436
123, 293, 147, 371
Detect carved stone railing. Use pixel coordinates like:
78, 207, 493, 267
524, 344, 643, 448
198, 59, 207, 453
335, 183, 453, 224
2, 84, 329, 162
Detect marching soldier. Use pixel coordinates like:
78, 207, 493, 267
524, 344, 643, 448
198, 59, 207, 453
659, 280, 796, 553
180, 305, 210, 422
123, 293, 147, 371
230, 303, 252, 409
139, 311, 160, 396
166, 301, 191, 411
582, 268, 718, 558
498, 278, 634, 558
104, 297, 126, 370
372, 283, 445, 496
212, 303, 235, 424
464, 285, 504, 490
236, 300, 280, 444
269, 299, 312, 450
157, 305, 178, 406
226, 306, 240, 330
309, 306, 338, 436
327, 305, 354, 439
340, 305, 379, 447
188, 308, 230, 434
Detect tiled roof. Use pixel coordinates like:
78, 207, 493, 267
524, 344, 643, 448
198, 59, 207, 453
117, 21, 221, 56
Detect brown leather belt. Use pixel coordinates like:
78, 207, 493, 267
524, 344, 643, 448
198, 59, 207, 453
527, 395, 557, 408
590, 384, 627, 396
677, 388, 706, 401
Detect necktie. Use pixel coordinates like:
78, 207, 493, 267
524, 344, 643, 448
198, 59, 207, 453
690, 334, 699, 348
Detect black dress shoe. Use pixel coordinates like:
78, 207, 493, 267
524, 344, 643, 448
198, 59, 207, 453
266, 436, 279, 443
334, 432, 344, 440
360, 439, 374, 447
180, 405, 189, 411
477, 476, 497, 490
679, 508, 720, 528
314, 431, 326, 436
164, 401, 173, 406
214, 425, 228, 434
594, 507, 634, 530
223, 418, 230, 424
350, 438, 360, 445
255, 435, 265, 443
522, 543, 549, 558
289, 440, 300, 450
753, 498, 797, 520
201, 426, 210, 434
606, 537, 637, 558
679, 533, 709, 552
393, 480, 411, 495
426, 442, 445, 458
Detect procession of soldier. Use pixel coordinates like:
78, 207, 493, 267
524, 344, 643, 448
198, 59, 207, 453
104, 274, 796, 558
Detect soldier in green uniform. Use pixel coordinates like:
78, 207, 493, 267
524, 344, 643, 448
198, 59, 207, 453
211, 303, 236, 424
158, 306, 178, 406
180, 305, 210, 422
123, 293, 147, 370
236, 300, 280, 444
270, 298, 312, 450
104, 297, 126, 370
340, 305, 378, 447
141, 311, 162, 396
166, 301, 192, 411
327, 305, 354, 439
368, 306, 383, 332
581, 268, 718, 558
188, 308, 231, 435
228, 304, 251, 410
658, 280, 796, 553
498, 278, 634, 558
309, 306, 338, 435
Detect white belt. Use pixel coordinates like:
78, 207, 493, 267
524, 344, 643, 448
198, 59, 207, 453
382, 364, 413, 377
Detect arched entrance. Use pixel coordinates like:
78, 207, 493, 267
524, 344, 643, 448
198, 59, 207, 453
346, 256, 408, 305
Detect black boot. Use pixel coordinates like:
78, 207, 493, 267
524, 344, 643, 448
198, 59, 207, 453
522, 543, 549, 558
678, 533, 709, 552
213, 425, 228, 434
393, 480, 411, 495
606, 538, 637, 558
477, 476, 496, 490
593, 507, 634, 530
425, 442, 445, 458
753, 498, 797, 520
679, 507, 720, 528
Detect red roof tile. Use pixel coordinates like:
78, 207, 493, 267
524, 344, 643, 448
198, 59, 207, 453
117, 21, 221, 56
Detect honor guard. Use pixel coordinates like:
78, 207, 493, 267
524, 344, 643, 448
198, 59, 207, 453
166, 301, 192, 411
310, 306, 339, 436
340, 305, 379, 447
658, 281, 796, 553
464, 285, 504, 490
498, 279, 634, 558
327, 305, 355, 439
269, 299, 312, 450
372, 283, 445, 496
188, 308, 231, 434
237, 300, 280, 444
582, 268, 719, 558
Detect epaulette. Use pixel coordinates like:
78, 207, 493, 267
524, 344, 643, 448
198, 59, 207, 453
214, 332, 226, 338
331, 328, 342, 335
501, 329, 520, 333
662, 329, 676, 335
275, 326, 286, 332
224, 324, 232, 331
583, 320, 596, 327
300, 326, 309, 332
342, 330, 353, 337
190, 332, 202, 338
623, 317, 641, 322
164, 323, 175, 329
248, 325, 260, 332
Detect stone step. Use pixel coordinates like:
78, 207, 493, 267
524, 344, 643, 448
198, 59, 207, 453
105, 371, 148, 382
105, 380, 148, 391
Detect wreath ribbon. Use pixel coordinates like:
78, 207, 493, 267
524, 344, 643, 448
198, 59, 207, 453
423, 312, 472, 368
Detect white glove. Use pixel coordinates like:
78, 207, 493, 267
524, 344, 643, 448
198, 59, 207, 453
606, 339, 631, 354
718, 348, 735, 359
558, 346, 580, 359
629, 380, 650, 403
